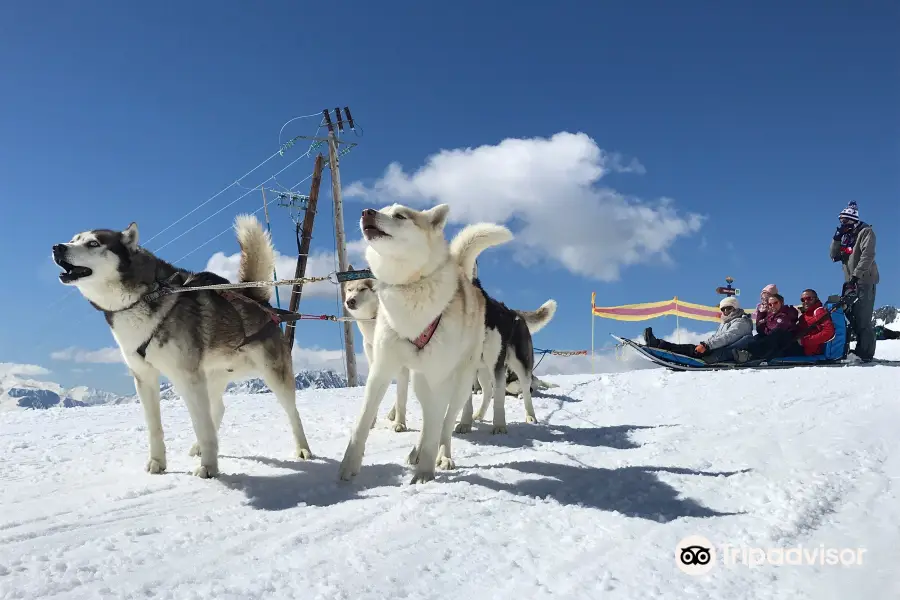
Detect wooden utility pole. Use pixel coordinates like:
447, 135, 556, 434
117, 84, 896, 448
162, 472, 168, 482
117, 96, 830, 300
284, 153, 324, 348
325, 110, 358, 387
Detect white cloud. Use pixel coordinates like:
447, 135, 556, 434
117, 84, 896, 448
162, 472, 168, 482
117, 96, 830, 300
51, 347, 123, 364
345, 131, 704, 281
205, 244, 367, 302
0, 362, 50, 378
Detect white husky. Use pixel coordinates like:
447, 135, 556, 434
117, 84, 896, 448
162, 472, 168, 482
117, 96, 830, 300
342, 271, 410, 433
338, 203, 512, 484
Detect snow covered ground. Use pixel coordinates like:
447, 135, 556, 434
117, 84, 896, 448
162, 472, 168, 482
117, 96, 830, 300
3, 343, 900, 599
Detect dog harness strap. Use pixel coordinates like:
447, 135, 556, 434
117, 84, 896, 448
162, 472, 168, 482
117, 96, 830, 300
411, 315, 441, 350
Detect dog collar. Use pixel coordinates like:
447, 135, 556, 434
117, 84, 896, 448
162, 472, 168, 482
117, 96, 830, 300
411, 315, 441, 349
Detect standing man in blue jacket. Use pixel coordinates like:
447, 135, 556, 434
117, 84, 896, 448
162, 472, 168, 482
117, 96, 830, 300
830, 200, 879, 361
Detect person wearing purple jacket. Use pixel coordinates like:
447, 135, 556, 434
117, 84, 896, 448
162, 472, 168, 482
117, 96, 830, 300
733, 293, 802, 362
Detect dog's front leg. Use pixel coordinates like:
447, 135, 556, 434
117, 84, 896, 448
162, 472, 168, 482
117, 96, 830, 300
173, 375, 219, 478
508, 356, 537, 424
391, 367, 410, 432
458, 367, 491, 432
132, 367, 166, 474
408, 372, 447, 484
189, 376, 228, 457
454, 392, 475, 434
473, 368, 492, 421
339, 357, 397, 481
491, 366, 508, 434
438, 363, 480, 469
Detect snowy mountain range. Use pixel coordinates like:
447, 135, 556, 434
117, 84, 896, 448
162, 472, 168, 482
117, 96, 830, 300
158, 370, 349, 400
1, 369, 349, 412
0, 376, 134, 412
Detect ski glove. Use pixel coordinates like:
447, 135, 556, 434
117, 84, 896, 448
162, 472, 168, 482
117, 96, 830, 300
695, 343, 708, 355
834, 222, 855, 241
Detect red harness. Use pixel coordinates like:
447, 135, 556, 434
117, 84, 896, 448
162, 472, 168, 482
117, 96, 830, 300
411, 315, 441, 349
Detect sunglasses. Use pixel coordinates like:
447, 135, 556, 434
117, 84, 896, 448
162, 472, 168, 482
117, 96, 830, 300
767, 300, 781, 307
800, 296, 816, 303
720, 306, 734, 313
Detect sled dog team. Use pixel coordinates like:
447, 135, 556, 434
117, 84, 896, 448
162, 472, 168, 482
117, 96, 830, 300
52, 203, 556, 484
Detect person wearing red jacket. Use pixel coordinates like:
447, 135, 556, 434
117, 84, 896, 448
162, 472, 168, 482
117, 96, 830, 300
798, 289, 836, 356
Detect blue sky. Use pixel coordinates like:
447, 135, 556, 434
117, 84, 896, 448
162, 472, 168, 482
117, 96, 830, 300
1, 1, 897, 394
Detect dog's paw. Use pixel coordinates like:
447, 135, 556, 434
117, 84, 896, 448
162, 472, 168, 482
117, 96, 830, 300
410, 470, 435, 485
338, 460, 360, 481
188, 443, 201, 457
193, 464, 218, 479
386, 407, 396, 421
406, 445, 420, 465
338, 466, 357, 481
146, 458, 166, 474
437, 456, 456, 470
525, 415, 538, 424
454, 422, 472, 434
392, 421, 408, 433
491, 425, 508, 435
473, 410, 486, 421
338, 447, 362, 481
296, 447, 313, 460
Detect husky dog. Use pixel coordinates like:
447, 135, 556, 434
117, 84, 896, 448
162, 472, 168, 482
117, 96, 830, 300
344, 267, 553, 435
338, 203, 512, 484
342, 270, 410, 433
52, 215, 313, 478
455, 279, 556, 434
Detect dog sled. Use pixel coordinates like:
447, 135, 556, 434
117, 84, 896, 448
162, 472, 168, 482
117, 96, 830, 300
613, 294, 900, 372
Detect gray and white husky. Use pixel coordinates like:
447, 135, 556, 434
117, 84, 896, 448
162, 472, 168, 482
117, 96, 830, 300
338, 203, 512, 484
52, 215, 313, 478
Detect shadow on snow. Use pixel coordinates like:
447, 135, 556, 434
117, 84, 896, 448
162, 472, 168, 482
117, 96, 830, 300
458, 422, 674, 450
216, 455, 406, 511
451, 460, 749, 522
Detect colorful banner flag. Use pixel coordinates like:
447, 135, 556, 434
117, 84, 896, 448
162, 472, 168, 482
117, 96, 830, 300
590, 293, 731, 323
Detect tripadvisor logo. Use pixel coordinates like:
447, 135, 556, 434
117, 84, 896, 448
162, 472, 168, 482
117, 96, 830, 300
675, 535, 868, 574
676, 535, 716, 575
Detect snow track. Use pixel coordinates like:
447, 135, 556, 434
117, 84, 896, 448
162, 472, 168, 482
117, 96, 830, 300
3, 344, 900, 598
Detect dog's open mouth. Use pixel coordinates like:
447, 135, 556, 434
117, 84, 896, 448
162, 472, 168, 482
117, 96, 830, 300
361, 214, 390, 240
362, 224, 389, 240
56, 259, 93, 283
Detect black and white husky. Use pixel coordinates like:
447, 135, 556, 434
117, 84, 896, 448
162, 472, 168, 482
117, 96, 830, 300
455, 277, 556, 434
52, 215, 313, 478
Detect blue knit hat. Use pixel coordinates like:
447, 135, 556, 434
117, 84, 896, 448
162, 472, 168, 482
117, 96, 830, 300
839, 200, 859, 222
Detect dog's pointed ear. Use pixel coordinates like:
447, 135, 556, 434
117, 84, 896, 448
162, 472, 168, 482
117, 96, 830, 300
348, 263, 354, 271
426, 204, 450, 230
121, 222, 139, 251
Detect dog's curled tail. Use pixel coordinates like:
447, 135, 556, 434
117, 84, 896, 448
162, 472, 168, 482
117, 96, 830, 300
450, 223, 513, 281
234, 213, 276, 304
518, 299, 557, 334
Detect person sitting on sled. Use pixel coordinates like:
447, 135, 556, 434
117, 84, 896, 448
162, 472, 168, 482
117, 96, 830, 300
753, 283, 779, 329
733, 293, 802, 362
643, 296, 753, 363
797, 289, 836, 356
